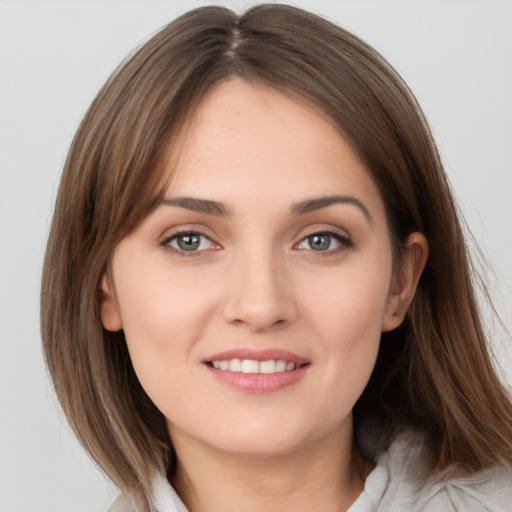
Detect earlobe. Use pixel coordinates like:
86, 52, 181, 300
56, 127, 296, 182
100, 274, 123, 332
382, 232, 428, 332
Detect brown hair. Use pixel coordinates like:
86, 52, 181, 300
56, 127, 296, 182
41, 3, 512, 502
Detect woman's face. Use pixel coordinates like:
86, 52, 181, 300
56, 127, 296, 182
101, 78, 407, 457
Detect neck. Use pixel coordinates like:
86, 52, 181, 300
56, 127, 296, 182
170, 423, 368, 512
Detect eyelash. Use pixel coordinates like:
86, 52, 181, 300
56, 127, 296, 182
295, 229, 353, 254
159, 229, 353, 257
159, 230, 218, 257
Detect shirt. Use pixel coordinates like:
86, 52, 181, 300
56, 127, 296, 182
109, 429, 512, 511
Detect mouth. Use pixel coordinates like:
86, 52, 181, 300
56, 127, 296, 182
206, 358, 307, 374
203, 348, 310, 393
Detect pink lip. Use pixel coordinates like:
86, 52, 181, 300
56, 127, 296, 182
202, 347, 310, 394
205, 364, 309, 393
203, 347, 309, 365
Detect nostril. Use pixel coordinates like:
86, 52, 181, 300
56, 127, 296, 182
221, 271, 299, 331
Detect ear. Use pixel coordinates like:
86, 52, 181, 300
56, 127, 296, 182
99, 273, 123, 332
382, 232, 428, 332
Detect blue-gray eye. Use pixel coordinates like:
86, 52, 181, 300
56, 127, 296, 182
297, 231, 350, 251
307, 233, 332, 251
167, 232, 214, 252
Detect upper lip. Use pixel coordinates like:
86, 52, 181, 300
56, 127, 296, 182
203, 347, 309, 365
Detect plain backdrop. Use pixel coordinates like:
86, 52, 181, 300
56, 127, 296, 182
1, 0, 511, 510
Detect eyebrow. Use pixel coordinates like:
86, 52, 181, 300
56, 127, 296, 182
160, 194, 372, 222
160, 197, 232, 216
290, 195, 372, 222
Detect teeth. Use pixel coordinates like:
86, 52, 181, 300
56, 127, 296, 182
228, 358, 242, 372
241, 359, 259, 373
259, 360, 276, 374
275, 360, 287, 372
211, 358, 298, 374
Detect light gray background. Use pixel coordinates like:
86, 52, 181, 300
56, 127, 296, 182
1, 1, 511, 510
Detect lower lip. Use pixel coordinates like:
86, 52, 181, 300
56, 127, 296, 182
205, 364, 309, 393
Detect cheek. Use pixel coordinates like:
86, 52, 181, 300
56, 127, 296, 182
112, 258, 219, 392
117, 256, 214, 334
302, 252, 393, 397
307, 255, 392, 344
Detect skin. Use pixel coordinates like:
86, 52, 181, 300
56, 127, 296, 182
101, 78, 427, 512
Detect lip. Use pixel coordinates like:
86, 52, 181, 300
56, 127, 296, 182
203, 347, 309, 365
202, 347, 310, 394
205, 365, 308, 393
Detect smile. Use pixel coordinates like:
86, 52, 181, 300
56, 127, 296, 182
203, 349, 310, 393
209, 358, 300, 374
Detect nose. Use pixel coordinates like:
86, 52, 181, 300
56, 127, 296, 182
221, 248, 299, 333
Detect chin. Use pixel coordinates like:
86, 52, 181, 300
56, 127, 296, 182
170, 413, 313, 458
213, 431, 308, 458
207, 415, 340, 459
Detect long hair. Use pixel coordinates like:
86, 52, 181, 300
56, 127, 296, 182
41, 3, 512, 502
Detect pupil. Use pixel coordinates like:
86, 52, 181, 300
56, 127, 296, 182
178, 234, 200, 251
309, 234, 330, 251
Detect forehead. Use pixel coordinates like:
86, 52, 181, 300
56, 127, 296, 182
163, 78, 385, 220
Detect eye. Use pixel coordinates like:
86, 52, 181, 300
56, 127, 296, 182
296, 231, 351, 252
163, 231, 216, 252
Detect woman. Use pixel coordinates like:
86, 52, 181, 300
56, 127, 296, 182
41, 4, 512, 511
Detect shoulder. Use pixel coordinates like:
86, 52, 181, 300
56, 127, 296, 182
418, 466, 512, 511
109, 430, 512, 512
351, 428, 512, 512
108, 491, 146, 512
108, 472, 187, 512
